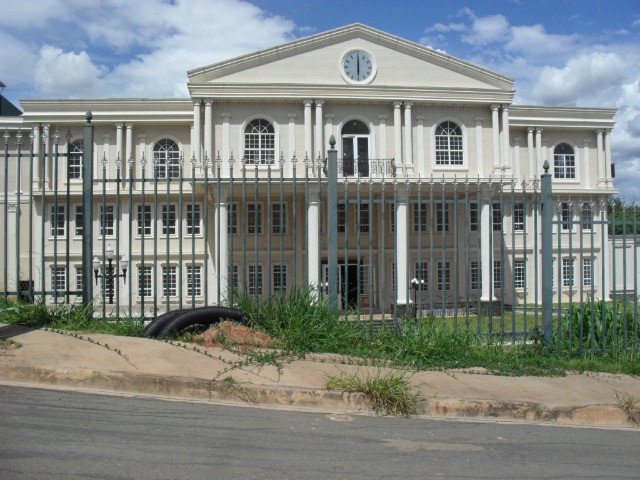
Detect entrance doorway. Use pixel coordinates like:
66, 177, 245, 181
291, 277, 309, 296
341, 120, 370, 177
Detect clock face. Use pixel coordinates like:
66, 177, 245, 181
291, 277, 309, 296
340, 49, 376, 84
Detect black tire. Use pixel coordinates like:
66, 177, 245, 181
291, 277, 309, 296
142, 309, 188, 338
156, 306, 245, 339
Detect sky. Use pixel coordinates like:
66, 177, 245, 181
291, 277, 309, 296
1, 0, 639, 200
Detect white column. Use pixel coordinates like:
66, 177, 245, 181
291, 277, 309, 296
193, 100, 201, 163
314, 99, 324, 160
501, 105, 511, 173
395, 189, 409, 306
33, 124, 41, 188
393, 101, 402, 172
583, 139, 591, 188
600, 199, 610, 300
480, 196, 494, 302
596, 129, 604, 184
307, 186, 320, 291
527, 127, 535, 180
115, 124, 124, 178
303, 99, 313, 160
102, 134, 111, 184
120, 195, 131, 309
7, 204, 18, 293
43, 124, 51, 189
475, 117, 484, 178
491, 104, 500, 171
403, 101, 413, 172
221, 113, 231, 176
416, 115, 425, 176
204, 99, 213, 163
513, 137, 521, 180
604, 129, 613, 185
324, 114, 334, 156
535, 128, 543, 175
215, 190, 229, 301
287, 113, 296, 176
378, 114, 387, 159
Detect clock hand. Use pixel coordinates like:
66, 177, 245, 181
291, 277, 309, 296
357, 54, 360, 77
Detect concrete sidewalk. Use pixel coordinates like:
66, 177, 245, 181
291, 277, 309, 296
1, 323, 639, 428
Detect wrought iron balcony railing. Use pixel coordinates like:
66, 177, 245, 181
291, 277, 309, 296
339, 158, 396, 178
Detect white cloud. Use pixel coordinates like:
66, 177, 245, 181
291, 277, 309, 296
461, 14, 510, 46
507, 25, 580, 58
426, 22, 466, 33
34, 45, 106, 96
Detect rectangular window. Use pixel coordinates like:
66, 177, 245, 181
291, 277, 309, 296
273, 264, 287, 294
414, 203, 427, 232
582, 258, 593, 288
187, 265, 202, 297
337, 204, 346, 234
228, 265, 239, 290
436, 204, 449, 232
138, 266, 153, 297
358, 204, 370, 233
492, 203, 502, 231
513, 203, 524, 231
580, 203, 593, 231
272, 203, 286, 234
75, 206, 83, 236
514, 260, 526, 289
162, 204, 177, 236
75, 268, 83, 294
162, 266, 177, 297
493, 260, 501, 291
563, 258, 575, 288
100, 205, 114, 237
51, 266, 66, 293
561, 203, 572, 231
137, 205, 152, 236
469, 203, 478, 232
249, 265, 263, 295
437, 261, 450, 291
228, 204, 237, 234
470, 261, 480, 291
248, 204, 262, 234
50, 206, 65, 237
414, 262, 428, 290
186, 204, 201, 236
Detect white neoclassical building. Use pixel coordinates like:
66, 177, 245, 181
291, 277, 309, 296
0, 24, 617, 314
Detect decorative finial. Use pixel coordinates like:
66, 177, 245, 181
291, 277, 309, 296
329, 135, 336, 148
86, 111, 93, 123
543, 160, 549, 173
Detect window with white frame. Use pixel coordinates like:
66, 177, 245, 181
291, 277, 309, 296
187, 265, 202, 297
470, 261, 480, 291
138, 266, 152, 297
186, 204, 201, 235
51, 266, 66, 294
100, 205, 115, 237
153, 139, 180, 179
493, 260, 501, 291
273, 264, 287, 294
437, 261, 450, 291
162, 204, 177, 236
554, 143, 576, 179
514, 260, 526, 289
337, 204, 346, 233
469, 203, 478, 232
137, 205, 152, 236
436, 203, 449, 232
435, 121, 463, 165
582, 258, 593, 288
68, 140, 83, 179
580, 202, 593, 231
492, 203, 502, 231
50, 206, 65, 237
247, 204, 262, 234
248, 265, 263, 295
244, 119, 275, 165
272, 203, 286, 234
228, 265, 239, 291
358, 203, 370, 233
75, 268, 83, 294
228, 203, 238, 234
162, 266, 177, 297
75, 206, 83, 236
414, 203, 427, 232
513, 203, 524, 231
561, 203, 573, 231
563, 258, 575, 288
414, 262, 428, 290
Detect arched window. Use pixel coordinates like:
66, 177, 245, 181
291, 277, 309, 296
68, 140, 83, 179
341, 120, 370, 176
244, 119, 275, 165
153, 139, 180, 179
554, 143, 575, 179
435, 121, 463, 166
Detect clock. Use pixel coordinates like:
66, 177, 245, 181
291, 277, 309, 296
340, 49, 376, 84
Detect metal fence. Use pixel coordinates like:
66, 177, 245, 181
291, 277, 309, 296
1, 119, 638, 353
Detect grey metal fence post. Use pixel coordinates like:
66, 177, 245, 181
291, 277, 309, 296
327, 136, 338, 308
541, 160, 553, 345
82, 112, 94, 308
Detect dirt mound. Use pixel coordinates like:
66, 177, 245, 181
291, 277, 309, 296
194, 321, 275, 349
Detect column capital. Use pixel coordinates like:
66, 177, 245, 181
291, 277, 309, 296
193, 98, 202, 106
115, 123, 124, 128
536, 127, 543, 133
501, 104, 510, 111
314, 99, 324, 107
303, 98, 313, 107
203, 98, 213, 106
527, 126, 535, 134
416, 115, 425, 121
324, 113, 334, 120
393, 100, 403, 108
378, 114, 388, 120
403, 101, 413, 108
475, 116, 484, 124
287, 113, 297, 119
125, 123, 134, 129
220, 112, 231, 119
490, 104, 500, 111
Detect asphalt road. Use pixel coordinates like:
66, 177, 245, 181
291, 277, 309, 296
1, 385, 639, 479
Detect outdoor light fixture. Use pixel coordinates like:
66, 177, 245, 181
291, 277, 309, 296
410, 277, 424, 319
93, 244, 128, 304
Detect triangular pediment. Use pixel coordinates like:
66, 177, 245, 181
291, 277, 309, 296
188, 24, 514, 97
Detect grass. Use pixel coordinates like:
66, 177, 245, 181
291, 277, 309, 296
325, 370, 419, 417
0, 338, 21, 349
616, 392, 640, 426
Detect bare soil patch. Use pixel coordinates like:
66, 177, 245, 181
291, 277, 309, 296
193, 321, 275, 349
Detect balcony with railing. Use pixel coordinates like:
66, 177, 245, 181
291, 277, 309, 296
339, 157, 396, 178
